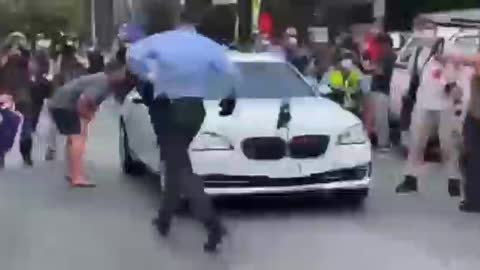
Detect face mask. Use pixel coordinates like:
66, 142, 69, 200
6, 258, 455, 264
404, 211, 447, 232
340, 59, 355, 70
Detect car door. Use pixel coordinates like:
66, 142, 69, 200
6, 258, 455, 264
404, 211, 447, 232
123, 91, 160, 171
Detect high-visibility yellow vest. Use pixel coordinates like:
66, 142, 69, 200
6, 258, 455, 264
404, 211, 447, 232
329, 69, 362, 109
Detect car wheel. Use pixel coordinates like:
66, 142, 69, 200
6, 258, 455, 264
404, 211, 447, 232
119, 118, 145, 176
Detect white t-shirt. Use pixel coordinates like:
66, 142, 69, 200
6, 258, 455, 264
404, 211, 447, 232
410, 48, 455, 111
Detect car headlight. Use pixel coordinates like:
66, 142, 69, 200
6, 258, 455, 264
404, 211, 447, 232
191, 132, 234, 152
337, 124, 367, 145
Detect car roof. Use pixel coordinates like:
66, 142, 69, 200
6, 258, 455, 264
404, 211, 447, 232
227, 51, 285, 63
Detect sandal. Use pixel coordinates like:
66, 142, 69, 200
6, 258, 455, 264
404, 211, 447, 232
70, 181, 96, 188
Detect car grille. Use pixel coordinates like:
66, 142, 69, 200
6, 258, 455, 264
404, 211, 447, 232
202, 164, 371, 188
289, 135, 330, 158
242, 137, 286, 160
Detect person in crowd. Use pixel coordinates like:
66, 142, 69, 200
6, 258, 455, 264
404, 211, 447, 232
0, 32, 34, 166
364, 28, 383, 64
48, 62, 136, 187
368, 33, 396, 151
30, 47, 54, 147
283, 27, 311, 74
86, 48, 105, 74
46, 36, 88, 161
0, 94, 22, 169
441, 54, 480, 212
396, 38, 463, 195
460, 67, 480, 212
321, 52, 363, 116
127, 5, 233, 252
53, 37, 87, 86
115, 23, 148, 66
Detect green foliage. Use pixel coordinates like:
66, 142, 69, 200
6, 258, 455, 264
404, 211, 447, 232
0, 0, 89, 41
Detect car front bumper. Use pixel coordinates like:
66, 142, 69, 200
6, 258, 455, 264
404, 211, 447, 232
191, 142, 372, 196
204, 177, 370, 196
201, 164, 372, 196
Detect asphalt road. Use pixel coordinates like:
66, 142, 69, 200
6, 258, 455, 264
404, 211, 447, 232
1, 102, 480, 270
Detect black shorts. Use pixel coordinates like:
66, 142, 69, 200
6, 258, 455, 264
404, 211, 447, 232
50, 108, 81, 135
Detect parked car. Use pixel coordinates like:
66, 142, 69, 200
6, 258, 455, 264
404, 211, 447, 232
119, 52, 371, 203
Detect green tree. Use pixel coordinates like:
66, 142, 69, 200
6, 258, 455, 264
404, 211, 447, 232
0, 0, 89, 41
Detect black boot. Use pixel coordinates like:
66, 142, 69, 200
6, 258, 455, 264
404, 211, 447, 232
395, 175, 418, 193
448, 179, 461, 197
203, 220, 227, 253
459, 200, 480, 213
20, 138, 33, 167
45, 148, 56, 161
0, 153, 5, 169
152, 216, 171, 237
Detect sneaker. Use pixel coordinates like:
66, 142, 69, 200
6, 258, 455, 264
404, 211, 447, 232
448, 179, 461, 197
378, 147, 391, 153
376, 143, 392, 154
459, 201, 480, 213
152, 217, 171, 237
203, 220, 227, 253
23, 156, 33, 167
395, 175, 418, 194
0, 154, 4, 169
45, 149, 56, 161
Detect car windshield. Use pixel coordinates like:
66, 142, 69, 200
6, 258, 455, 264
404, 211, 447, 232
205, 61, 315, 100
451, 36, 480, 55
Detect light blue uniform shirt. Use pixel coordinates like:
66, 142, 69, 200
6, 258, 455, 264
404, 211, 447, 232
127, 28, 237, 100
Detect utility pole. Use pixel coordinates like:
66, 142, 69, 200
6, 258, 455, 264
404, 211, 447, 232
91, 0, 97, 45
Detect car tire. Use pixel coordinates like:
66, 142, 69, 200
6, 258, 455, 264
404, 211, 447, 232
119, 118, 145, 176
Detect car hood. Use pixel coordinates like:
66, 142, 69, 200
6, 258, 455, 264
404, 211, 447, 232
202, 97, 360, 137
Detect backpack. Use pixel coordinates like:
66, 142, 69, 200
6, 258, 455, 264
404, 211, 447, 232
400, 45, 436, 131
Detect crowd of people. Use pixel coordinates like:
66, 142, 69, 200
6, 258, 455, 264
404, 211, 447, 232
253, 25, 480, 213
1, 5, 480, 254
0, 32, 106, 169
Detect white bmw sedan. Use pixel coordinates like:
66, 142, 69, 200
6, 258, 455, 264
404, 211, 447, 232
120, 52, 372, 202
